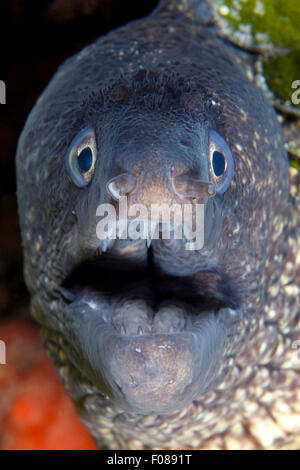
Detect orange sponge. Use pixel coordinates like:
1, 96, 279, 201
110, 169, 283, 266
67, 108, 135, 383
0, 321, 97, 450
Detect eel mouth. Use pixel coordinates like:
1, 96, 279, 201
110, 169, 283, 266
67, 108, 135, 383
63, 238, 231, 335
61, 236, 237, 414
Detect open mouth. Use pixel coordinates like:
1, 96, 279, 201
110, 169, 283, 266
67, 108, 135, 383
63, 236, 233, 335
60, 234, 238, 414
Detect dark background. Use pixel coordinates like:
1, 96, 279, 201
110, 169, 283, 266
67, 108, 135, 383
0, 0, 159, 322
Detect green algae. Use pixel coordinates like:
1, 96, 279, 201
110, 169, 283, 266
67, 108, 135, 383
218, 0, 300, 47
217, 0, 300, 107
215, 0, 300, 169
263, 50, 300, 103
290, 159, 300, 171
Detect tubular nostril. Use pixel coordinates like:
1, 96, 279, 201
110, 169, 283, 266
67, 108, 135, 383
172, 174, 216, 200
106, 173, 136, 200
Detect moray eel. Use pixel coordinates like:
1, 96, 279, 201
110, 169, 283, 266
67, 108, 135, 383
16, 0, 300, 449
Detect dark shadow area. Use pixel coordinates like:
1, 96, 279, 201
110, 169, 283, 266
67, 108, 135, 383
0, 0, 159, 320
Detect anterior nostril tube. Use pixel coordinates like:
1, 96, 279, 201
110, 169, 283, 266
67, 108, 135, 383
172, 174, 216, 200
106, 173, 136, 200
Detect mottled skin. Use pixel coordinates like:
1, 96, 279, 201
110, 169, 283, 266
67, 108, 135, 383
16, 0, 300, 449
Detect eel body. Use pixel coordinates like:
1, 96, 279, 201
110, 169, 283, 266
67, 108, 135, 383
16, 0, 300, 449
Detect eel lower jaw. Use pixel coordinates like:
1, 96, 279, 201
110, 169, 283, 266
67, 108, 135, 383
59, 239, 238, 414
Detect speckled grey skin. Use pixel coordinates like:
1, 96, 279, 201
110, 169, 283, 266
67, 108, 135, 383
16, 0, 300, 449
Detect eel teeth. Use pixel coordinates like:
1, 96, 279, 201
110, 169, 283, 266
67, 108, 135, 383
137, 326, 143, 335
146, 236, 152, 248
57, 287, 76, 302
120, 324, 127, 335
116, 219, 128, 239
101, 238, 115, 253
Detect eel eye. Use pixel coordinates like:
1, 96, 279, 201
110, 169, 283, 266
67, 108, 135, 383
212, 151, 225, 177
209, 130, 234, 194
66, 126, 97, 187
